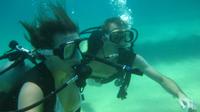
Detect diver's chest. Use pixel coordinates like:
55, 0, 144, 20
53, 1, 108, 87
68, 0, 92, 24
89, 49, 120, 78
56, 83, 81, 112
53, 73, 81, 112
89, 59, 119, 78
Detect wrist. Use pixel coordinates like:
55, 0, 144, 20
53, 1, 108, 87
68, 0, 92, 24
177, 92, 187, 99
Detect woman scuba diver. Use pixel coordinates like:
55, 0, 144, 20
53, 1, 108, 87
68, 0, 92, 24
80, 17, 197, 112
1, 1, 91, 112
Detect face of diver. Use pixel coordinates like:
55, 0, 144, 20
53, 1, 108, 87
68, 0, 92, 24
105, 23, 132, 48
46, 33, 83, 70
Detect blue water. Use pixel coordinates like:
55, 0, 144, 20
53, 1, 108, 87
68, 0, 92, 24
0, 0, 200, 112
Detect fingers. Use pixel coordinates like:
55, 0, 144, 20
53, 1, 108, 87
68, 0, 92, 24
185, 100, 197, 112
178, 98, 198, 112
188, 100, 197, 111
188, 107, 197, 112
179, 99, 187, 109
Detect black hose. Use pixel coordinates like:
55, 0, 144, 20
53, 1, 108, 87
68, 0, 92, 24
84, 54, 143, 76
79, 26, 101, 35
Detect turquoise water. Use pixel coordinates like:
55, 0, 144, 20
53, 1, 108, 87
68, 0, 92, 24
0, 0, 200, 112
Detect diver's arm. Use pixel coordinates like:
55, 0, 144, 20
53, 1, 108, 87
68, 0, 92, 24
18, 82, 44, 112
133, 54, 197, 111
133, 54, 186, 98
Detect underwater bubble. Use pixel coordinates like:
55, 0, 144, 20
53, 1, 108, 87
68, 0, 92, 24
71, 11, 75, 15
109, 0, 133, 26
110, 0, 127, 7
120, 14, 129, 22
118, 0, 127, 5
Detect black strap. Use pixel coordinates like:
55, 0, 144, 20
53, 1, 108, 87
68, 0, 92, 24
117, 71, 131, 99
116, 48, 136, 99
87, 30, 104, 55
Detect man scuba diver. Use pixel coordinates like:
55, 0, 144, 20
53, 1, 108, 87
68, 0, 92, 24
80, 17, 197, 112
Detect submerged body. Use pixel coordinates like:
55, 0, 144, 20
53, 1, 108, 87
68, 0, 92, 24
17, 3, 84, 112
86, 17, 197, 112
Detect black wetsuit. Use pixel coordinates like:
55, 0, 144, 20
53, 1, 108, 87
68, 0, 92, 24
0, 62, 82, 112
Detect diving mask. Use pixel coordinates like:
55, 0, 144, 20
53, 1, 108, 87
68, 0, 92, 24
37, 38, 88, 60
109, 28, 138, 44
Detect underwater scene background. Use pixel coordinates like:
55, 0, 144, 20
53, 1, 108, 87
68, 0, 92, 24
0, 0, 199, 111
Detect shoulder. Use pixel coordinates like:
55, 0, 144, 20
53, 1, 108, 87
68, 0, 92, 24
20, 82, 44, 95
18, 82, 44, 103
18, 63, 56, 111
18, 82, 44, 111
23, 62, 55, 95
133, 54, 163, 80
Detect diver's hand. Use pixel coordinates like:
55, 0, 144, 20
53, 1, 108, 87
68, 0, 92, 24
178, 94, 197, 112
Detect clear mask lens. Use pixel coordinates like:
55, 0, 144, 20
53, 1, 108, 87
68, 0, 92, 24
62, 38, 88, 59
110, 30, 134, 44
62, 43, 76, 59
78, 39, 88, 53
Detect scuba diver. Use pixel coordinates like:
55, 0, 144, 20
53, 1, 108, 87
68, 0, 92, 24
80, 17, 197, 112
0, 2, 91, 112
17, 2, 91, 112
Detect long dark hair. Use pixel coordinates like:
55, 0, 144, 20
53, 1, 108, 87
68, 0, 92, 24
20, 2, 78, 49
